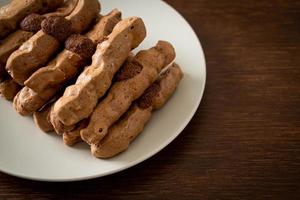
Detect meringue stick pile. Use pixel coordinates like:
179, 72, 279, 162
0, 0, 64, 39
0, 0, 184, 158
14, 9, 121, 116
80, 41, 176, 145
0, 0, 78, 65
0, 0, 91, 100
6, 0, 100, 85
52, 17, 147, 128
0, 0, 78, 100
92, 63, 183, 158
31, 9, 122, 131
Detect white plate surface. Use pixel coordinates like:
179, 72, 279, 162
0, 0, 206, 181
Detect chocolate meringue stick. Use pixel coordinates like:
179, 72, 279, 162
33, 102, 54, 133
0, 70, 21, 100
63, 119, 89, 146
43, 10, 122, 134
50, 10, 124, 134
91, 63, 184, 158
0, 0, 63, 39
6, 0, 100, 85
0, 0, 79, 66
13, 10, 121, 120
43, 0, 79, 18
0, 0, 80, 100
52, 17, 147, 127
63, 54, 135, 146
25, 9, 122, 95
81, 41, 176, 145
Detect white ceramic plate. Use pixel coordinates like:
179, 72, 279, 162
0, 0, 206, 182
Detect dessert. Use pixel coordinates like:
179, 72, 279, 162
44, 0, 78, 18
0, 0, 79, 66
0, 1, 184, 159
62, 54, 135, 145
0, 76, 21, 100
6, 0, 100, 85
13, 9, 122, 116
91, 63, 183, 158
33, 103, 54, 133
0, 0, 63, 39
63, 119, 89, 146
81, 41, 175, 145
25, 34, 95, 94
52, 17, 146, 127
0, 0, 80, 100
86, 9, 121, 44
50, 105, 76, 134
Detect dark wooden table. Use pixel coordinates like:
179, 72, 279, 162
1, 0, 300, 199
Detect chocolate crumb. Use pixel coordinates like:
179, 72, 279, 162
115, 59, 143, 82
41, 16, 72, 42
65, 35, 96, 60
20, 14, 45, 33
137, 83, 161, 109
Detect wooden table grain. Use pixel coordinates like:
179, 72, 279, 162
1, 0, 300, 199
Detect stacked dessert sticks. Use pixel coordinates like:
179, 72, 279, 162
0, 0, 183, 158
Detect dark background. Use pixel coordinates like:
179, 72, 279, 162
1, 0, 300, 199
